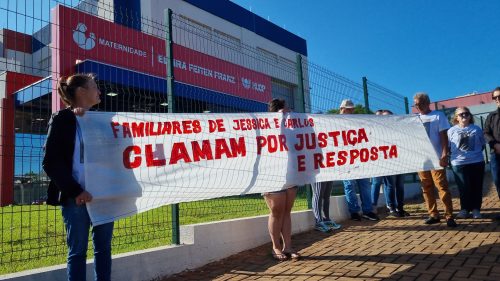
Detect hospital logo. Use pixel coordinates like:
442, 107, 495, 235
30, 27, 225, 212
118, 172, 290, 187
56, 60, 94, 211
73, 23, 96, 50
241, 78, 251, 89
241, 77, 266, 93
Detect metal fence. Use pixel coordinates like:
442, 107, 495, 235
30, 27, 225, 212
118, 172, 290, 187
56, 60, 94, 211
0, 1, 407, 274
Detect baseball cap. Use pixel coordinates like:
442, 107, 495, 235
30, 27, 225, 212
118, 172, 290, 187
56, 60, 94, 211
340, 99, 355, 109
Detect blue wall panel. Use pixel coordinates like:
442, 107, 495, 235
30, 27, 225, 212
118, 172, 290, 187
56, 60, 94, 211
183, 0, 307, 55
114, 0, 142, 31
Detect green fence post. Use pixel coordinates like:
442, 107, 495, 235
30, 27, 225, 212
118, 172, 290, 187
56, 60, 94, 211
362, 77, 369, 113
296, 54, 312, 208
295, 54, 305, 113
165, 8, 180, 245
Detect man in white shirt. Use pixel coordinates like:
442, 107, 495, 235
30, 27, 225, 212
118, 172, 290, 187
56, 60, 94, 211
414, 92, 457, 227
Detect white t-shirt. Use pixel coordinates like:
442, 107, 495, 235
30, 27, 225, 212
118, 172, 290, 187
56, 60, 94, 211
418, 110, 451, 157
448, 124, 485, 166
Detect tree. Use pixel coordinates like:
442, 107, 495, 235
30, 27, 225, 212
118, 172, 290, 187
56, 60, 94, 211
24, 171, 37, 178
326, 104, 373, 114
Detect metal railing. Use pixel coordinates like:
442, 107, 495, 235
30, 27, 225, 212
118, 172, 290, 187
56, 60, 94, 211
0, 1, 407, 274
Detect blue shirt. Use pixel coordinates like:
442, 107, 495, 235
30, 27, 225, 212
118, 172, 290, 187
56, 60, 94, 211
447, 124, 485, 166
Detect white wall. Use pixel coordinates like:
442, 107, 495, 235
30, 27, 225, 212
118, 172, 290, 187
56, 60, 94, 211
0, 29, 4, 57
470, 103, 496, 117
141, 0, 301, 85
0, 71, 7, 137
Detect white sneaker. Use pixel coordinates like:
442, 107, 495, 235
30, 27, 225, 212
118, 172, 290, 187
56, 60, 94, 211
472, 209, 482, 219
456, 209, 470, 219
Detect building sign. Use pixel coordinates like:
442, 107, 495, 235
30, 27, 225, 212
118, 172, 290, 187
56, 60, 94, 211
52, 5, 272, 104
169, 45, 270, 102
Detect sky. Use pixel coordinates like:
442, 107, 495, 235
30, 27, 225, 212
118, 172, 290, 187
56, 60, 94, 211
0, 1, 80, 34
2, 0, 499, 102
231, 0, 500, 102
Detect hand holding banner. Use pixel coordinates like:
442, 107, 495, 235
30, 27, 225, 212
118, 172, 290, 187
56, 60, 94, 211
78, 112, 439, 225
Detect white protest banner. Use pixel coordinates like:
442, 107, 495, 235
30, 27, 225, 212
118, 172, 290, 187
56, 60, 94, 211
79, 112, 439, 225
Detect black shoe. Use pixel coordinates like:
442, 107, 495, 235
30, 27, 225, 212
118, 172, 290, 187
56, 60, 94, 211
447, 218, 458, 227
495, 215, 500, 221
397, 209, 411, 217
388, 209, 402, 217
424, 216, 440, 224
362, 212, 380, 221
351, 213, 361, 221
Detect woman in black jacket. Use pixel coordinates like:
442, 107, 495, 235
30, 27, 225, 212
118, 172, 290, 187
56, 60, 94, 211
43, 73, 113, 281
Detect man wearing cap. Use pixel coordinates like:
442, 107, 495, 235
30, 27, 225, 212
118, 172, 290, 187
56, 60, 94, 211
339, 99, 380, 221
414, 92, 457, 227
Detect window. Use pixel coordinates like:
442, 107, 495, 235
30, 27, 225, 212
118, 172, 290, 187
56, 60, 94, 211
178, 15, 212, 39
213, 29, 241, 51
257, 47, 279, 64
272, 79, 296, 111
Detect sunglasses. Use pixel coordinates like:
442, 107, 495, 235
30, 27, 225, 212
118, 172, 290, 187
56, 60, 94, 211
458, 112, 470, 118
493, 95, 500, 101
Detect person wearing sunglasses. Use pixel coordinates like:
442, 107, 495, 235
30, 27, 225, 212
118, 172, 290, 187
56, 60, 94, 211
448, 107, 486, 219
484, 87, 500, 221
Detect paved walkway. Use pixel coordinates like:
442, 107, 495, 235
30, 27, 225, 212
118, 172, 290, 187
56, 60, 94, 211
161, 176, 500, 281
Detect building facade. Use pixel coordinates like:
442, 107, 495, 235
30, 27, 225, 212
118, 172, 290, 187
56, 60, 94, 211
0, 0, 308, 205
411, 91, 497, 122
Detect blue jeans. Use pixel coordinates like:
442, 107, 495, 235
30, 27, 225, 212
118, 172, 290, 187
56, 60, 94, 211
383, 174, 405, 211
490, 153, 500, 200
371, 177, 383, 207
343, 178, 373, 214
62, 199, 114, 281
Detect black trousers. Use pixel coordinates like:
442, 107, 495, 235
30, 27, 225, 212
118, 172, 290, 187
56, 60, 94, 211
451, 161, 485, 211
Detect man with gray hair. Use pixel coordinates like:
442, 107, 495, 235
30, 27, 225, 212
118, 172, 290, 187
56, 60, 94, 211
414, 92, 457, 227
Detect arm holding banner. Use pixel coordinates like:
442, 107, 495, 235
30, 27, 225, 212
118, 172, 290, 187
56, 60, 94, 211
439, 130, 449, 168
44, 73, 114, 281
81, 111, 441, 225
43, 109, 85, 205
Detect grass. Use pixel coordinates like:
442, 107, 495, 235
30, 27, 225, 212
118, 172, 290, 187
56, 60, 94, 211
0, 192, 309, 275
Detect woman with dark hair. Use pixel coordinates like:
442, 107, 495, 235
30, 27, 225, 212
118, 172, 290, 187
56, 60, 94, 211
264, 98, 300, 261
448, 106, 486, 219
43, 74, 114, 281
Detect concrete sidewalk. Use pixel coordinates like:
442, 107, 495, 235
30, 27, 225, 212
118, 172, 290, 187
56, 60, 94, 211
160, 178, 500, 281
